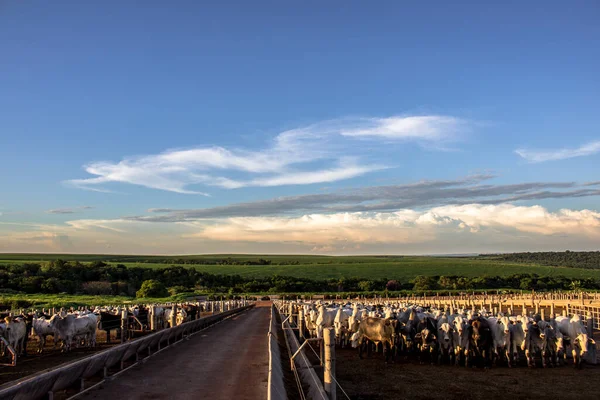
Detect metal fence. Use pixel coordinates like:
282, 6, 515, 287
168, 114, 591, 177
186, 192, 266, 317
567, 304, 600, 330
268, 305, 287, 400
0, 304, 254, 400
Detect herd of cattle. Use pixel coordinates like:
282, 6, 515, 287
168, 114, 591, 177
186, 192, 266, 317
289, 301, 596, 368
0, 303, 210, 362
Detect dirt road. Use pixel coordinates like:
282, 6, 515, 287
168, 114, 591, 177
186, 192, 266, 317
79, 305, 270, 400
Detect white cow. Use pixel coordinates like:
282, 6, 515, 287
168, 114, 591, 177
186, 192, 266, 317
333, 307, 352, 345
437, 321, 454, 364
32, 317, 55, 353
451, 315, 469, 366
491, 315, 512, 366
3, 317, 27, 357
556, 314, 594, 367
316, 305, 337, 339
49, 313, 97, 351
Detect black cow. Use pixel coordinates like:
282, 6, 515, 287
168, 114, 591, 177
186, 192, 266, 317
415, 316, 438, 364
468, 316, 493, 368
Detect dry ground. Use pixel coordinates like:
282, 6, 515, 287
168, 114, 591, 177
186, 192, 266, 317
334, 346, 600, 400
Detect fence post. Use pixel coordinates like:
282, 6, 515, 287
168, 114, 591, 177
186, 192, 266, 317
324, 327, 336, 400
171, 304, 177, 328
121, 308, 127, 343
150, 305, 157, 331
550, 303, 555, 318
298, 308, 305, 341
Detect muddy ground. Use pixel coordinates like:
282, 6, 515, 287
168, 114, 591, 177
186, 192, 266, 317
333, 346, 600, 400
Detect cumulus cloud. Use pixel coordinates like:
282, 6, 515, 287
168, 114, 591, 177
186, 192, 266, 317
66, 114, 469, 194
516, 140, 600, 163
2, 202, 600, 254
127, 175, 600, 222
179, 204, 600, 253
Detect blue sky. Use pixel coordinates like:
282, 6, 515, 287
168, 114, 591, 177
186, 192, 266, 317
1, 1, 599, 254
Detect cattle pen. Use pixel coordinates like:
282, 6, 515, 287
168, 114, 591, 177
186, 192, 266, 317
0, 300, 248, 388
273, 295, 600, 400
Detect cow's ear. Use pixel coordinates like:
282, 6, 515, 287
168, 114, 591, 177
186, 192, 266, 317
431, 334, 437, 341
415, 333, 422, 339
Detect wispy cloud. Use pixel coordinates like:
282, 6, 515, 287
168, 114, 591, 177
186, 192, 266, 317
66, 114, 470, 194
515, 140, 600, 163
46, 206, 94, 214
341, 115, 466, 142
127, 175, 600, 222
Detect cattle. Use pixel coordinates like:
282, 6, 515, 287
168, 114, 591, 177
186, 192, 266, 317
397, 308, 418, 356
163, 308, 188, 327
416, 316, 438, 364
537, 320, 560, 367
523, 320, 544, 367
3, 317, 27, 358
468, 316, 493, 368
509, 316, 527, 365
451, 315, 469, 366
49, 313, 97, 351
32, 317, 55, 353
315, 305, 337, 339
351, 317, 397, 363
437, 321, 454, 365
333, 307, 352, 346
488, 315, 512, 367
556, 314, 594, 368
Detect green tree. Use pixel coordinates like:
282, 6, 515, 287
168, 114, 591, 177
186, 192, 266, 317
136, 279, 168, 298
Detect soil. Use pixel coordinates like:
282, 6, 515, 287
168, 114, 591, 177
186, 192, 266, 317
334, 346, 600, 400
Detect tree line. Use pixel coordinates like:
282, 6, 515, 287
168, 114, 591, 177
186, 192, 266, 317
0, 260, 598, 298
484, 251, 600, 269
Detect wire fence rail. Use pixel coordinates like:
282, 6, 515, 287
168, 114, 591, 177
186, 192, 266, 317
0, 304, 254, 400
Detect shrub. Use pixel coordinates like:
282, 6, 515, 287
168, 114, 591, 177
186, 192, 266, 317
136, 279, 168, 298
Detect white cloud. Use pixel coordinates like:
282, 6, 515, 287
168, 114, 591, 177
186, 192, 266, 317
2, 204, 599, 254
66, 114, 469, 194
184, 204, 600, 249
46, 206, 94, 214
515, 140, 600, 163
341, 116, 466, 141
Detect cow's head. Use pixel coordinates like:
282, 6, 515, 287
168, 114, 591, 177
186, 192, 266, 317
497, 316, 510, 335
439, 322, 453, 344
575, 333, 590, 356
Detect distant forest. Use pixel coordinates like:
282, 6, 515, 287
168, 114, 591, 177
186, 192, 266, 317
0, 259, 598, 299
484, 251, 600, 270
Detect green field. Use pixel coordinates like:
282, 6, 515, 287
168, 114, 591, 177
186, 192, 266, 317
2, 254, 599, 280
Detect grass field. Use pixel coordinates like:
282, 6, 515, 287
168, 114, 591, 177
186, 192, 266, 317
2, 254, 599, 280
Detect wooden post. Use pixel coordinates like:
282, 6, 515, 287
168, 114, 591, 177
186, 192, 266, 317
522, 303, 527, 316
171, 304, 177, 328
586, 313, 597, 365
150, 306, 157, 331
298, 308, 305, 341
540, 308, 545, 321
550, 303, 555, 318
324, 327, 336, 400
508, 306, 512, 316
120, 308, 127, 343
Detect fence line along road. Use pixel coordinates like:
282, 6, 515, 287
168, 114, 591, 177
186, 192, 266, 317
0, 304, 254, 400
267, 304, 287, 400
